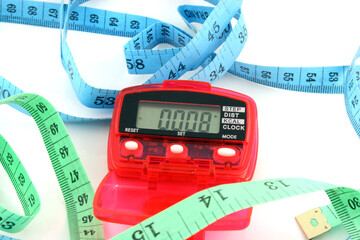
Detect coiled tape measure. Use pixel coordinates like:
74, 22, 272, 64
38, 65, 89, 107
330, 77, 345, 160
0, 0, 359, 239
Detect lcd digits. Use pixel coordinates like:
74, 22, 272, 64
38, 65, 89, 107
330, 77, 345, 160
136, 101, 221, 133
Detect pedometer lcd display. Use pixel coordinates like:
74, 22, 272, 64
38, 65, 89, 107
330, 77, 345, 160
135, 101, 221, 134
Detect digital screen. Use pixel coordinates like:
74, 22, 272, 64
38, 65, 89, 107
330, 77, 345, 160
136, 101, 221, 133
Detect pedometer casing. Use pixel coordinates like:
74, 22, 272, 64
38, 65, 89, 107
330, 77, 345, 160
93, 80, 258, 239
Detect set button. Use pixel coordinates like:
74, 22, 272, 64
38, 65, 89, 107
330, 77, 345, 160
170, 144, 184, 154
166, 143, 188, 159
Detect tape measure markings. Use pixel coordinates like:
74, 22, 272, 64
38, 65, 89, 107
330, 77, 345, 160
60, 0, 244, 108
189, 14, 247, 83
0, 0, 353, 94
1, 0, 354, 110
228, 63, 347, 93
344, 49, 360, 137
326, 187, 360, 239
0, 75, 109, 122
57, 0, 356, 114
0, 134, 40, 234
110, 178, 360, 240
144, 0, 244, 84
1, 0, 160, 37
0, 93, 104, 239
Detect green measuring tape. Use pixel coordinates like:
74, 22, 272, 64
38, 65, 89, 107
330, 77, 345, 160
0, 93, 104, 239
111, 179, 360, 240
0, 134, 40, 233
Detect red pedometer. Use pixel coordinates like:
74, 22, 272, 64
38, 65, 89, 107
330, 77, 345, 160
93, 80, 258, 239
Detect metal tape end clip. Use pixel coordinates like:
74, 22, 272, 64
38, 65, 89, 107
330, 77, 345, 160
295, 207, 331, 239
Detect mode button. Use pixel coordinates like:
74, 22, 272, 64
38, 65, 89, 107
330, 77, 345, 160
217, 147, 236, 157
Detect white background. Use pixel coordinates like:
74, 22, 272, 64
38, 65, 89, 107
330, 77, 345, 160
0, 0, 360, 239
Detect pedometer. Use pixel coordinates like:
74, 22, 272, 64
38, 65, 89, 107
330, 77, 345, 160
93, 80, 258, 239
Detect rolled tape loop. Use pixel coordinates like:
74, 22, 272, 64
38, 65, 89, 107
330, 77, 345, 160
0, 135, 40, 234
0, 93, 104, 239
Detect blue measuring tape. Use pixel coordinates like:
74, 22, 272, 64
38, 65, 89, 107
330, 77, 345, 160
0, 0, 359, 239
1, 0, 358, 135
